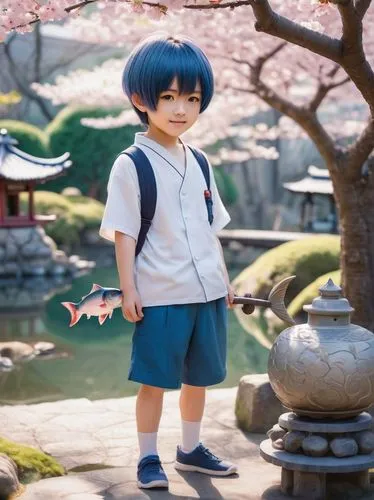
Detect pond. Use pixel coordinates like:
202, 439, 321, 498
0, 266, 269, 405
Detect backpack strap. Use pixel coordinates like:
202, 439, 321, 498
117, 146, 157, 257
188, 146, 214, 225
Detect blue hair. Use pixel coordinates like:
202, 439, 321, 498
122, 34, 214, 125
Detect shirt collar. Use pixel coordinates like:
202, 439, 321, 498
134, 132, 187, 171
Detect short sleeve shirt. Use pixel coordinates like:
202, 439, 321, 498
100, 133, 231, 307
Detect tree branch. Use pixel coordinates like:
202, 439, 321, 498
187, 0, 343, 62
3, 36, 53, 121
355, 0, 372, 19
309, 75, 351, 112
249, 78, 337, 166
347, 118, 374, 178
334, 0, 374, 114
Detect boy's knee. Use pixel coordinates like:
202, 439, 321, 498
139, 384, 165, 397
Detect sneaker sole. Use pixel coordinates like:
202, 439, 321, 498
175, 461, 238, 476
137, 479, 169, 489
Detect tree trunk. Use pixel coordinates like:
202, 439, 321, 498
334, 170, 374, 331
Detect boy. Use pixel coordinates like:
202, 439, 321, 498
100, 34, 238, 490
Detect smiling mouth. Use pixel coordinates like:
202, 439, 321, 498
170, 120, 187, 123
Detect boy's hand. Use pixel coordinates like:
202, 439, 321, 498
121, 287, 144, 322
225, 283, 235, 309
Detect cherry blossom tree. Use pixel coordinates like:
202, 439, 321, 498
3, 0, 374, 329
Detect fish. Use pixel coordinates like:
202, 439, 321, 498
61, 284, 123, 327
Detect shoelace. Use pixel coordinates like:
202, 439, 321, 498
199, 445, 220, 462
139, 457, 163, 475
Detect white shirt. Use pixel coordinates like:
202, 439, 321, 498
100, 133, 231, 307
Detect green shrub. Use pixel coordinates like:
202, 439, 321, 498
45, 106, 141, 201
232, 235, 341, 346
19, 191, 104, 246
213, 167, 238, 205
0, 120, 50, 157
0, 437, 64, 482
233, 235, 340, 302
288, 269, 341, 320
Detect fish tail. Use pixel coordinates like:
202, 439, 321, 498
61, 302, 82, 327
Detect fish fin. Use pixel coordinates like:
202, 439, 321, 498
61, 302, 82, 327
99, 303, 107, 308
90, 283, 104, 293
87, 314, 91, 319
98, 313, 109, 325
109, 310, 113, 319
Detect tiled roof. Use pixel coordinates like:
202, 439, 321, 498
283, 165, 333, 195
0, 129, 72, 182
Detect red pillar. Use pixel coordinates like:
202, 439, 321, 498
28, 183, 34, 221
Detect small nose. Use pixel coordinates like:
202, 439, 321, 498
174, 100, 186, 115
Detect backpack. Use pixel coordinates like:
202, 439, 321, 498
117, 145, 213, 256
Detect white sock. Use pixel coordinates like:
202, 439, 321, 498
138, 432, 158, 462
181, 420, 201, 453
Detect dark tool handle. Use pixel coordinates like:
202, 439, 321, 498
233, 295, 271, 307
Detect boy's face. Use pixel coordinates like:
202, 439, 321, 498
133, 77, 202, 137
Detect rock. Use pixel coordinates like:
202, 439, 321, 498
54, 250, 68, 264
61, 187, 82, 196
235, 374, 286, 433
330, 437, 358, 458
272, 438, 284, 450
0, 341, 35, 362
34, 342, 56, 355
267, 424, 287, 442
9, 227, 33, 246
0, 453, 20, 498
302, 435, 329, 457
355, 431, 374, 454
283, 431, 306, 453
0, 356, 14, 371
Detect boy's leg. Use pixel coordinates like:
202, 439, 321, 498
179, 384, 205, 453
175, 298, 238, 476
136, 384, 168, 489
137, 384, 164, 459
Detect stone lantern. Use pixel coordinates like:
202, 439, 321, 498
260, 279, 374, 498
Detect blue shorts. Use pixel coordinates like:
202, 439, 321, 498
128, 298, 227, 389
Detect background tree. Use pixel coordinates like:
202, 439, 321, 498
2, 0, 374, 329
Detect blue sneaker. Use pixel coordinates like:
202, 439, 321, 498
137, 455, 169, 489
175, 443, 238, 476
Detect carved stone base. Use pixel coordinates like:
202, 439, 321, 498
260, 438, 374, 498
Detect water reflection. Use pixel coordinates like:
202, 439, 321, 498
0, 267, 269, 405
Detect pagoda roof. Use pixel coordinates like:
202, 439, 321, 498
283, 165, 333, 195
0, 129, 72, 182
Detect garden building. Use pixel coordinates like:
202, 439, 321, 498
0, 128, 71, 227
283, 165, 338, 234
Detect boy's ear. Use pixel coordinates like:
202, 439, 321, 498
131, 93, 147, 112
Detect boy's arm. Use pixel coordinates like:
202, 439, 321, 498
115, 231, 143, 322
216, 236, 235, 307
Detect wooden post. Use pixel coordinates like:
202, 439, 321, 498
28, 183, 34, 221
0, 180, 4, 224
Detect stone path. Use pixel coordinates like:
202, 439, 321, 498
0, 387, 373, 499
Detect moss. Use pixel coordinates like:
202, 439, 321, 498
0, 437, 64, 482
232, 235, 340, 345
288, 269, 341, 320
0, 120, 50, 157
19, 191, 104, 246
233, 235, 340, 303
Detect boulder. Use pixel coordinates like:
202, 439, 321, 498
283, 431, 306, 453
235, 373, 286, 433
0, 453, 20, 498
302, 435, 329, 457
0, 341, 35, 362
330, 437, 358, 458
355, 431, 374, 454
